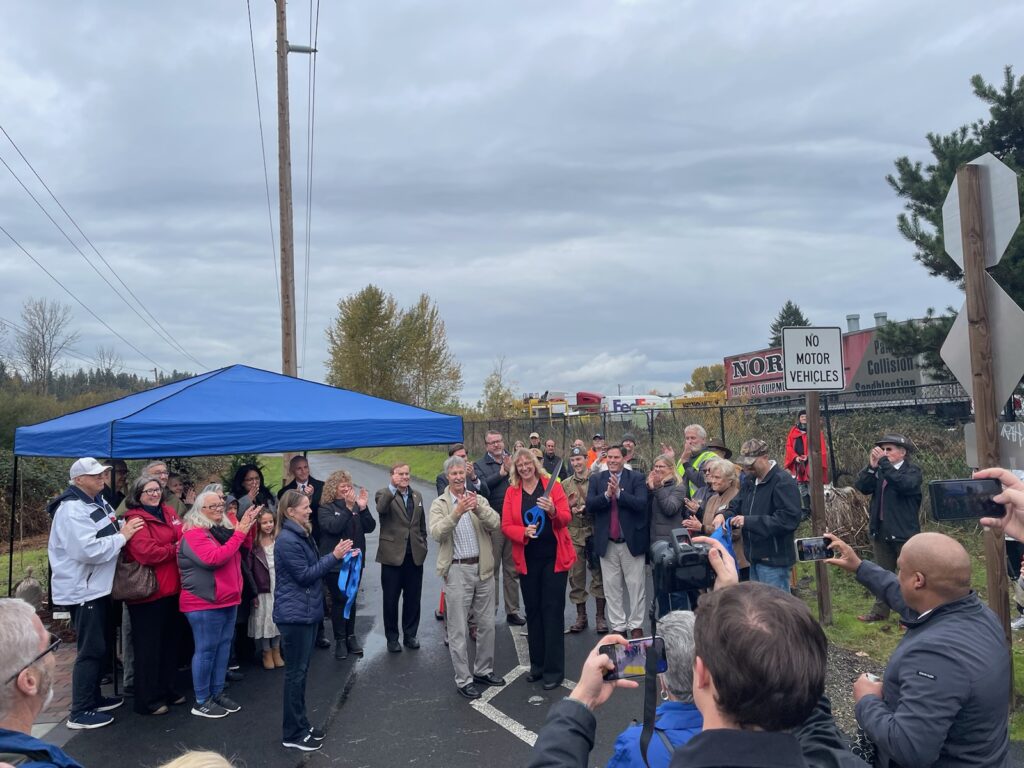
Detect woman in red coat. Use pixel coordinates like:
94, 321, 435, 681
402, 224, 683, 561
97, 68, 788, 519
124, 474, 185, 715
784, 410, 829, 518
502, 448, 574, 689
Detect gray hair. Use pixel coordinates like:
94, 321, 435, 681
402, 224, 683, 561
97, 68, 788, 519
659, 610, 696, 702
201, 482, 223, 495
684, 424, 707, 440
444, 455, 468, 476
703, 457, 738, 485
0, 598, 43, 719
183, 490, 231, 530
142, 460, 167, 474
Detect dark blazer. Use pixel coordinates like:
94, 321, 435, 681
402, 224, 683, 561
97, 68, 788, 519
278, 476, 325, 541
318, 499, 376, 573
374, 486, 428, 567
475, 453, 511, 511
854, 458, 923, 544
586, 468, 649, 558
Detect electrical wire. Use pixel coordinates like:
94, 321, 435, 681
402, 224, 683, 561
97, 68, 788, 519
246, 0, 281, 311
0, 316, 153, 374
300, 0, 320, 375
0, 151, 205, 370
0, 124, 205, 370
0, 222, 169, 374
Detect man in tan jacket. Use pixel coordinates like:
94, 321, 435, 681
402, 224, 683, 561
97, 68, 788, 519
429, 456, 506, 700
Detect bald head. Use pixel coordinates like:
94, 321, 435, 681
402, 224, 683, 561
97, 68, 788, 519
900, 532, 971, 605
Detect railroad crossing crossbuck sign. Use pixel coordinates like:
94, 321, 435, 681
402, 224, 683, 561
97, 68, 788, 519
782, 327, 845, 391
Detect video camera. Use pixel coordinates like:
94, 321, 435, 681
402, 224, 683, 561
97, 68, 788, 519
650, 528, 715, 593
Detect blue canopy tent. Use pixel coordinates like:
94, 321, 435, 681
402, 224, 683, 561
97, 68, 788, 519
8, 364, 463, 589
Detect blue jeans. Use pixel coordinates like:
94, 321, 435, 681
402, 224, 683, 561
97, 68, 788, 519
279, 622, 317, 742
655, 589, 692, 618
749, 563, 791, 592
186, 606, 237, 703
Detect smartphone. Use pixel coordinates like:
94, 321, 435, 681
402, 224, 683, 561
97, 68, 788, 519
600, 636, 667, 680
929, 479, 1006, 522
795, 536, 832, 562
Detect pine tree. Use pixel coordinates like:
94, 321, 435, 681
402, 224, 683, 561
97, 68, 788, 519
768, 300, 810, 348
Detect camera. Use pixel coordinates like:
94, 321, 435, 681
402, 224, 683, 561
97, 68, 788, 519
650, 528, 715, 592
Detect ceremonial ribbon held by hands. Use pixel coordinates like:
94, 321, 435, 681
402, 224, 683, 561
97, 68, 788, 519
337, 550, 363, 619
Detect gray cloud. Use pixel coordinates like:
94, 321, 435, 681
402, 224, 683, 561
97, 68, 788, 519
1, 1, 1019, 399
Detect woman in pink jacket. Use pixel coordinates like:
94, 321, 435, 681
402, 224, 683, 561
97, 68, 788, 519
177, 490, 258, 719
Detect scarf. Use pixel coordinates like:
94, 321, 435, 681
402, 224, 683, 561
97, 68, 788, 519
337, 550, 363, 619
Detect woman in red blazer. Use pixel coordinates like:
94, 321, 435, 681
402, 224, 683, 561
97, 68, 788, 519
124, 474, 185, 715
502, 448, 575, 689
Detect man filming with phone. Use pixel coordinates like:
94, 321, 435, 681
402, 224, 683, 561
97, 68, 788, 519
853, 434, 922, 623
824, 531, 1009, 768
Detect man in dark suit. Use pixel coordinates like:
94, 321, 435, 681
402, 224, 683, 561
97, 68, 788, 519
375, 463, 429, 653
586, 445, 648, 638
278, 454, 329, 646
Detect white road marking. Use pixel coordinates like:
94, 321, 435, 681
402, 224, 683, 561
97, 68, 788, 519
471, 700, 538, 746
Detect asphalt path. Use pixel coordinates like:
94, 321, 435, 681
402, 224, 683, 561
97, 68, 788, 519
56, 453, 654, 768
307, 454, 642, 768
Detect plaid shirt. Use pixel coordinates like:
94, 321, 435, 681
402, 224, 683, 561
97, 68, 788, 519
450, 490, 481, 560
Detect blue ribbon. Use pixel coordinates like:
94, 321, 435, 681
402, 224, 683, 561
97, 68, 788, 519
337, 550, 363, 619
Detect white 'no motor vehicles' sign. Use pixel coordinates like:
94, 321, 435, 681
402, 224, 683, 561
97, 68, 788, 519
782, 326, 845, 391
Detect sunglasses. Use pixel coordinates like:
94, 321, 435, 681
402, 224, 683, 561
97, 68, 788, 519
4, 632, 61, 685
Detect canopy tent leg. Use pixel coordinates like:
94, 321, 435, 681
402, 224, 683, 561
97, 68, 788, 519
7, 454, 18, 596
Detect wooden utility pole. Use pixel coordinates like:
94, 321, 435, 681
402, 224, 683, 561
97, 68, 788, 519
806, 391, 832, 625
957, 165, 1012, 642
276, 0, 297, 378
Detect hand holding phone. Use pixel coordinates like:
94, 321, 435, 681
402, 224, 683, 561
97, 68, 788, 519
929, 479, 1006, 522
795, 536, 832, 562
599, 636, 667, 680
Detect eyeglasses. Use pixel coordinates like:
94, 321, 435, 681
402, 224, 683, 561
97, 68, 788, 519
4, 632, 61, 685
142, 488, 162, 495
486, 439, 502, 445
203, 503, 225, 511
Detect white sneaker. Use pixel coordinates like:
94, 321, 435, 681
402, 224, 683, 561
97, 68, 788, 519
1011, 616, 1024, 631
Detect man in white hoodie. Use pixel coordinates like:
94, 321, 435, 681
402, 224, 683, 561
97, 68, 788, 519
47, 458, 143, 730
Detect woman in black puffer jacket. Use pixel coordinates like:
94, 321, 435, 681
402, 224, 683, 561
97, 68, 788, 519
274, 490, 353, 752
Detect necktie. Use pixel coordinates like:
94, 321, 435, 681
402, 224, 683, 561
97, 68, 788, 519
609, 477, 622, 540
879, 479, 887, 521
405, 491, 414, 517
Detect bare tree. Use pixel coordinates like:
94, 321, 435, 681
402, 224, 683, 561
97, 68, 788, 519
13, 298, 80, 395
94, 345, 123, 376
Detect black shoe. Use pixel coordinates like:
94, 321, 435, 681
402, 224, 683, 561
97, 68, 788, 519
226, 670, 243, 683
315, 637, 331, 649
403, 637, 420, 650
526, 671, 542, 683
282, 732, 322, 751
472, 673, 506, 687
387, 640, 402, 653
346, 635, 364, 656
457, 683, 482, 700
308, 726, 325, 741
543, 679, 562, 691
334, 637, 348, 660
506, 613, 526, 626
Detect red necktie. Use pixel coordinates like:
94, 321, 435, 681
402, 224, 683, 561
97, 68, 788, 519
609, 481, 622, 540
878, 479, 887, 521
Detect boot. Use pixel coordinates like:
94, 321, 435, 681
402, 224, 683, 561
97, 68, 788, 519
334, 635, 348, 660
594, 599, 608, 634
569, 603, 588, 633
346, 635, 364, 656
262, 650, 275, 670
272, 646, 285, 667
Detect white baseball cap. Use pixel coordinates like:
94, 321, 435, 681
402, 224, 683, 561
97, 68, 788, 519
70, 458, 111, 480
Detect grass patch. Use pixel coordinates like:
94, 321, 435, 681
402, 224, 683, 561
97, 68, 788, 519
257, 455, 285, 493
346, 446, 446, 484
0, 543, 49, 595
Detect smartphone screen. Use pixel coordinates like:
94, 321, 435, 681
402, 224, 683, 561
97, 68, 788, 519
795, 536, 831, 562
929, 479, 1006, 521
600, 636, 667, 680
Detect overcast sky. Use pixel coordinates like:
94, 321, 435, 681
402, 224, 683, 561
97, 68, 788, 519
1, 1, 1020, 402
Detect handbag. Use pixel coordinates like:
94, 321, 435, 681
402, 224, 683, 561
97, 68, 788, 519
111, 552, 157, 602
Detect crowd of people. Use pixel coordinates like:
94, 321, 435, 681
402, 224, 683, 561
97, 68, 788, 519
4, 420, 1023, 766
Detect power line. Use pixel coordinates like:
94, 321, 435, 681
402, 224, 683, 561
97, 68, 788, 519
0, 150, 205, 370
246, 0, 281, 312
300, 0, 321, 374
0, 124, 205, 370
0, 222, 169, 374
